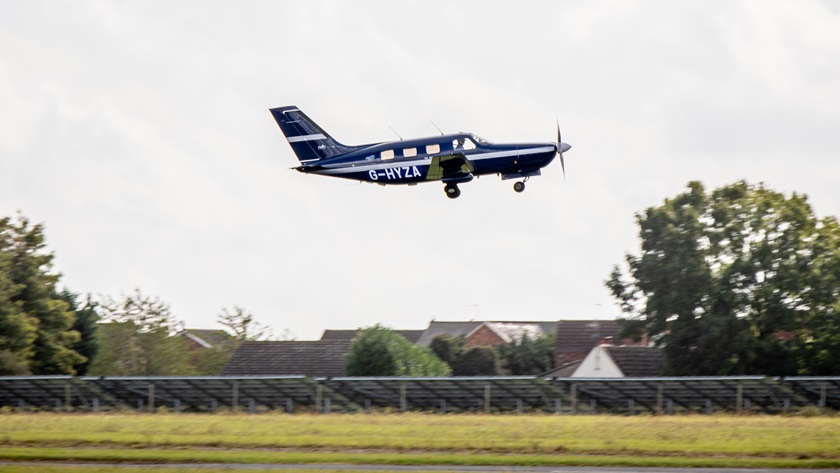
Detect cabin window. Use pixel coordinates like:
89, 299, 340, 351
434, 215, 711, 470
453, 137, 476, 151
425, 144, 440, 154
403, 147, 417, 157
381, 149, 395, 160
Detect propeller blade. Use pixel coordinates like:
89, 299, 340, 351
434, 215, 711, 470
556, 118, 566, 181
560, 153, 566, 181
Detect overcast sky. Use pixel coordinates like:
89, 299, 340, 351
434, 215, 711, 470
2, 1, 839, 340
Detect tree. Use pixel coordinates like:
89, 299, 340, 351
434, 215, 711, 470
58, 290, 99, 376
607, 181, 840, 375
88, 289, 189, 376
218, 306, 274, 341
346, 324, 451, 376
451, 346, 500, 376
429, 334, 466, 367
496, 333, 554, 375
0, 214, 84, 375
430, 335, 502, 375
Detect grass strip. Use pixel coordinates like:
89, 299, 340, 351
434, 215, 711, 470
2, 413, 839, 458
1, 447, 840, 470
1, 468, 365, 473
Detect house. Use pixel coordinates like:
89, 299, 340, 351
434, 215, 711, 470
320, 329, 424, 344
554, 319, 633, 366
570, 345, 664, 377
416, 321, 556, 347
179, 329, 236, 351
221, 341, 352, 377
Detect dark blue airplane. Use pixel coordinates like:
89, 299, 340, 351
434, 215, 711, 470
270, 106, 571, 199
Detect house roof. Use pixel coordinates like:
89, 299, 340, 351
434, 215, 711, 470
417, 321, 556, 346
416, 321, 483, 346
179, 329, 235, 349
542, 360, 582, 377
555, 320, 622, 354
320, 329, 424, 343
221, 341, 352, 377
605, 346, 664, 377
479, 322, 552, 343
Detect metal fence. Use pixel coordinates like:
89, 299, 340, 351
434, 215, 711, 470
1, 375, 838, 414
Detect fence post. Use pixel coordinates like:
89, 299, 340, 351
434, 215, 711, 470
439, 399, 446, 414
65, 383, 72, 411
232, 381, 239, 411
400, 383, 407, 412
820, 383, 827, 409
736, 382, 743, 413
148, 383, 155, 412
571, 384, 578, 414
554, 398, 562, 414
484, 384, 491, 413
656, 383, 664, 414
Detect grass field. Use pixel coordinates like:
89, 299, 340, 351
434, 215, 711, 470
1, 412, 839, 470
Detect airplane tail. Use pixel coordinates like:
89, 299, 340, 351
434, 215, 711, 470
270, 106, 355, 163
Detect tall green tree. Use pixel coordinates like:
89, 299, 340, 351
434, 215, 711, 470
346, 324, 451, 376
88, 289, 189, 376
58, 291, 99, 375
607, 181, 840, 375
0, 214, 84, 374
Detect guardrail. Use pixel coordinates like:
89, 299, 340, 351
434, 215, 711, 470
1, 375, 837, 414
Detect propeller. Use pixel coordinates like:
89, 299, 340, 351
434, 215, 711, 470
555, 119, 572, 180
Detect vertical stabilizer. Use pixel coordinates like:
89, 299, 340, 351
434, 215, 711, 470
270, 106, 355, 163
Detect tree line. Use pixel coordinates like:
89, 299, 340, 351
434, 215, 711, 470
5, 178, 840, 378
344, 324, 554, 376
0, 213, 274, 376
608, 181, 840, 376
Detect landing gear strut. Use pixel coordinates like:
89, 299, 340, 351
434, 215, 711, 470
444, 183, 461, 199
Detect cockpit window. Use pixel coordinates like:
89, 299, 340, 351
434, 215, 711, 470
453, 137, 476, 151
471, 135, 491, 145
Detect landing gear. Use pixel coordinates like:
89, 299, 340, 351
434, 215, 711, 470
513, 181, 526, 193
444, 183, 461, 199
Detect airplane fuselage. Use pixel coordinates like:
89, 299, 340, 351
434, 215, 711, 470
271, 106, 570, 198
298, 133, 556, 185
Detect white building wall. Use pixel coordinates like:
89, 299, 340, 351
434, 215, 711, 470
571, 345, 624, 378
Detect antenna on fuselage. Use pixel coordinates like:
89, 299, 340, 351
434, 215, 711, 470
429, 120, 444, 136
388, 125, 403, 141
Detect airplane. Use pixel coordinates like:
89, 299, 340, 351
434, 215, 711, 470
270, 106, 571, 199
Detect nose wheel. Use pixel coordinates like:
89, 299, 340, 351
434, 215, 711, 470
444, 183, 461, 199
513, 181, 526, 193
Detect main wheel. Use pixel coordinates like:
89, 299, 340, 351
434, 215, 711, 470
444, 184, 461, 199
513, 181, 525, 193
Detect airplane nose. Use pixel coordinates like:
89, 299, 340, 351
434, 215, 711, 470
558, 143, 572, 153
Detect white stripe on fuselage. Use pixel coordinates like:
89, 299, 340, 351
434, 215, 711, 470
287, 133, 327, 143
315, 146, 554, 175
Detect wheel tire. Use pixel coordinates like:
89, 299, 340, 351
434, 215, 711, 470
513, 181, 525, 193
445, 184, 461, 199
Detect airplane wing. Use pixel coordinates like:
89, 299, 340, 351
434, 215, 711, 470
426, 153, 475, 181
